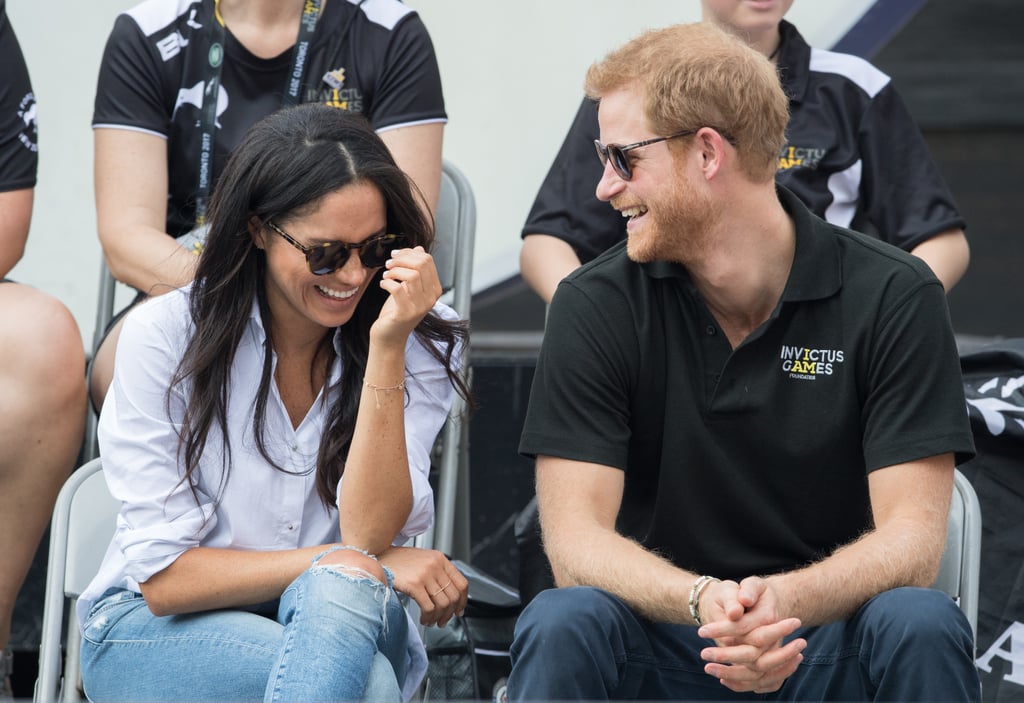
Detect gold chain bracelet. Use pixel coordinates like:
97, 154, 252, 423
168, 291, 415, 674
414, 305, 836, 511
365, 380, 405, 409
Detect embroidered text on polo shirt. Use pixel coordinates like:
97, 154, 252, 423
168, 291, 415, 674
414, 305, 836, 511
780, 344, 846, 380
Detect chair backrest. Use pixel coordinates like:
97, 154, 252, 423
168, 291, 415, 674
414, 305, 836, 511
417, 160, 476, 559
434, 159, 476, 320
65, 461, 119, 596
36, 457, 119, 703
931, 468, 983, 639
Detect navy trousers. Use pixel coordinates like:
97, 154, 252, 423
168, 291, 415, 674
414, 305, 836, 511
507, 586, 980, 701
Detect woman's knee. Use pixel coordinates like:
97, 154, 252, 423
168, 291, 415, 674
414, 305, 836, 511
0, 285, 85, 384
279, 547, 395, 623
314, 546, 388, 584
0, 291, 86, 446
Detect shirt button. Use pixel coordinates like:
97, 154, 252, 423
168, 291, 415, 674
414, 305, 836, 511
705, 325, 716, 336
713, 373, 722, 382
287, 524, 295, 531
290, 444, 298, 452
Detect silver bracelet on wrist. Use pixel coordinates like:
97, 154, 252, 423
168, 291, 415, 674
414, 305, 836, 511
688, 574, 720, 627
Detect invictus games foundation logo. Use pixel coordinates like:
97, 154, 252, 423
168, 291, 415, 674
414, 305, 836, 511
17, 92, 38, 153
780, 344, 845, 381
778, 144, 826, 171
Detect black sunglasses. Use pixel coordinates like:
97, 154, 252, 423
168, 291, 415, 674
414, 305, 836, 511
594, 127, 737, 181
265, 222, 410, 275
594, 130, 697, 181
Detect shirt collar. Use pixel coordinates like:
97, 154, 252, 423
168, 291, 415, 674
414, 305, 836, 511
640, 258, 691, 281
777, 185, 842, 302
247, 293, 265, 337
245, 293, 347, 362
640, 186, 841, 302
775, 19, 811, 105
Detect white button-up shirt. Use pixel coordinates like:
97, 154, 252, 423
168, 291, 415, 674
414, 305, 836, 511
78, 286, 458, 697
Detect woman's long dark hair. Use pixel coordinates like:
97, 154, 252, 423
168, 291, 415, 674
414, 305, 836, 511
169, 103, 469, 507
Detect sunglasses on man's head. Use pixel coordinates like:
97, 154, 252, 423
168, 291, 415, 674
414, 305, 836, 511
594, 127, 737, 181
265, 221, 410, 275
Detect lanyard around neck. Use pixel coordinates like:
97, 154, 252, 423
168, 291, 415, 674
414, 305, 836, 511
193, 0, 322, 227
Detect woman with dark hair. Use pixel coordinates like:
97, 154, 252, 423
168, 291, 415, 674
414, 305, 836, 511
76, 103, 469, 702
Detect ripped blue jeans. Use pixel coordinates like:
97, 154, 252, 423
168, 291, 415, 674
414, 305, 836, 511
80, 547, 409, 702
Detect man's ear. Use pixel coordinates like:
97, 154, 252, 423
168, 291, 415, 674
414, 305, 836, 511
695, 127, 727, 180
249, 216, 266, 249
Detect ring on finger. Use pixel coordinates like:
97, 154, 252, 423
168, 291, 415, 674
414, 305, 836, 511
430, 580, 453, 597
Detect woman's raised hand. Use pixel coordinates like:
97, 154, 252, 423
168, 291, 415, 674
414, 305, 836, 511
372, 246, 442, 347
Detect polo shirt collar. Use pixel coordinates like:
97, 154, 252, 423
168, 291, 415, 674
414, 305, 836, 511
640, 258, 689, 281
640, 186, 841, 303
777, 185, 842, 302
776, 19, 811, 105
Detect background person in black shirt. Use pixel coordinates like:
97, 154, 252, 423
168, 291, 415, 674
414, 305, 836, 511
520, 0, 969, 303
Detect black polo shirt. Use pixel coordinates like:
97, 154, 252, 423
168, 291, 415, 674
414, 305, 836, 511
523, 20, 965, 263
519, 187, 975, 581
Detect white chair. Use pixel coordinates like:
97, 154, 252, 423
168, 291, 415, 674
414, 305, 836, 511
931, 468, 983, 641
34, 458, 117, 703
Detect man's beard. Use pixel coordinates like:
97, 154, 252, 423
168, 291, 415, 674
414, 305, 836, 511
626, 177, 720, 265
